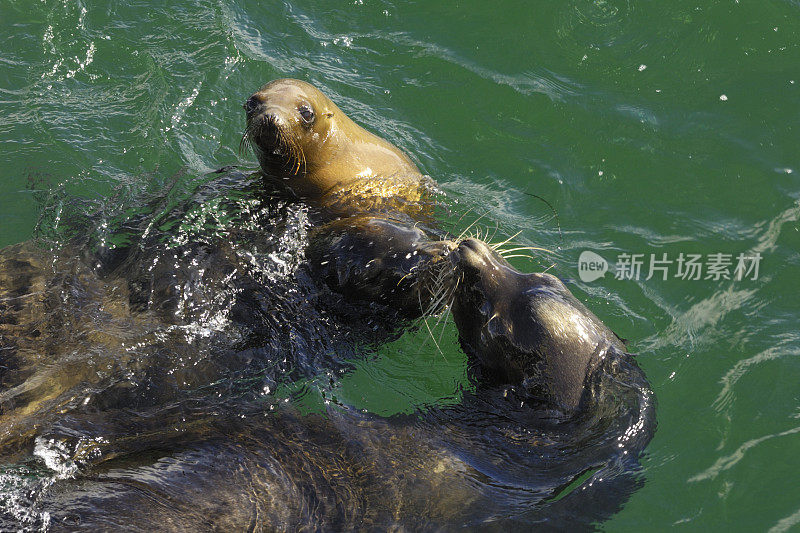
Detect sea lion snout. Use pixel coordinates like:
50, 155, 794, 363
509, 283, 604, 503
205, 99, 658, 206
452, 238, 514, 276
244, 91, 292, 135
244, 94, 265, 114
455, 238, 490, 266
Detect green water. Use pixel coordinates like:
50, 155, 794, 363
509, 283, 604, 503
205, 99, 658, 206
2, 0, 799, 530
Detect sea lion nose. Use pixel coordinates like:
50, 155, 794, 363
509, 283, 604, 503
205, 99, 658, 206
452, 238, 482, 266
244, 94, 266, 113
454, 238, 502, 271
263, 112, 286, 128
459, 238, 483, 253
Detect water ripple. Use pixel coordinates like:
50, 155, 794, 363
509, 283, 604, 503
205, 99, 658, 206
688, 424, 800, 483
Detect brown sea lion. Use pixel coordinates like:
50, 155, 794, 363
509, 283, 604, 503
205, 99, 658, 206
242, 78, 430, 213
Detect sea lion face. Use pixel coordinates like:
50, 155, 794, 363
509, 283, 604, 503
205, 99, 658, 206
243, 79, 421, 200
243, 79, 337, 192
307, 215, 456, 317
450, 238, 625, 411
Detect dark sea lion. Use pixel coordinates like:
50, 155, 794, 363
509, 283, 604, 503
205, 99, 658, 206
243, 78, 429, 211
34, 337, 654, 532
448, 238, 648, 413
0, 171, 416, 463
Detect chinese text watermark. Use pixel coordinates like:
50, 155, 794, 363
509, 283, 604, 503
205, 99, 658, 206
578, 251, 762, 283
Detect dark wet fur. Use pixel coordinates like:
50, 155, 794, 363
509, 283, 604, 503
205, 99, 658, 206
0, 169, 653, 531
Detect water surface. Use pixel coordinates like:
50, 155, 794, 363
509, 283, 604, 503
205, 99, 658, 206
1, 0, 799, 530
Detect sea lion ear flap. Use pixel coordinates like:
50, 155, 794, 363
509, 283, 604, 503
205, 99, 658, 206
324, 111, 334, 118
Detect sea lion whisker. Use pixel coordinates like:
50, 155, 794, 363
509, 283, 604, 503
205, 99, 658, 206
497, 245, 555, 255
425, 285, 454, 316
290, 133, 306, 175
446, 204, 483, 235
417, 273, 441, 316
433, 303, 452, 348
499, 254, 538, 262
433, 285, 455, 311
420, 277, 450, 316
432, 273, 454, 296
239, 124, 257, 157
454, 210, 492, 243
420, 263, 457, 318
422, 315, 447, 360
423, 286, 447, 315
417, 291, 446, 359
483, 312, 501, 329
491, 230, 524, 250
281, 132, 295, 172
521, 191, 563, 245
451, 205, 475, 227
435, 276, 454, 300
541, 262, 557, 274
436, 258, 459, 288
486, 219, 502, 244
397, 272, 413, 286
429, 294, 456, 346
291, 135, 302, 175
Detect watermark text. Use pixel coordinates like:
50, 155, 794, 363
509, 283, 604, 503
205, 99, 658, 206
578, 251, 761, 282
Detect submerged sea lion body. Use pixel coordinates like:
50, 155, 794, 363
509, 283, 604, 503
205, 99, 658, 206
39, 401, 640, 532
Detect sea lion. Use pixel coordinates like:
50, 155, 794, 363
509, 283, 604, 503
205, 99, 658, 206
448, 238, 647, 412
243, 78, 428, 210
35, 376, 653, 531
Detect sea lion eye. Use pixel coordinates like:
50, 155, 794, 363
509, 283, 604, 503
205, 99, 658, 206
298, 104, 315, 124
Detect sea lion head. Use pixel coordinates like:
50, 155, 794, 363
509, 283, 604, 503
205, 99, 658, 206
449, 238, 625, 411
307, 214, 456, 317
243, 79, 421, 200
243, 79, 337, 192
